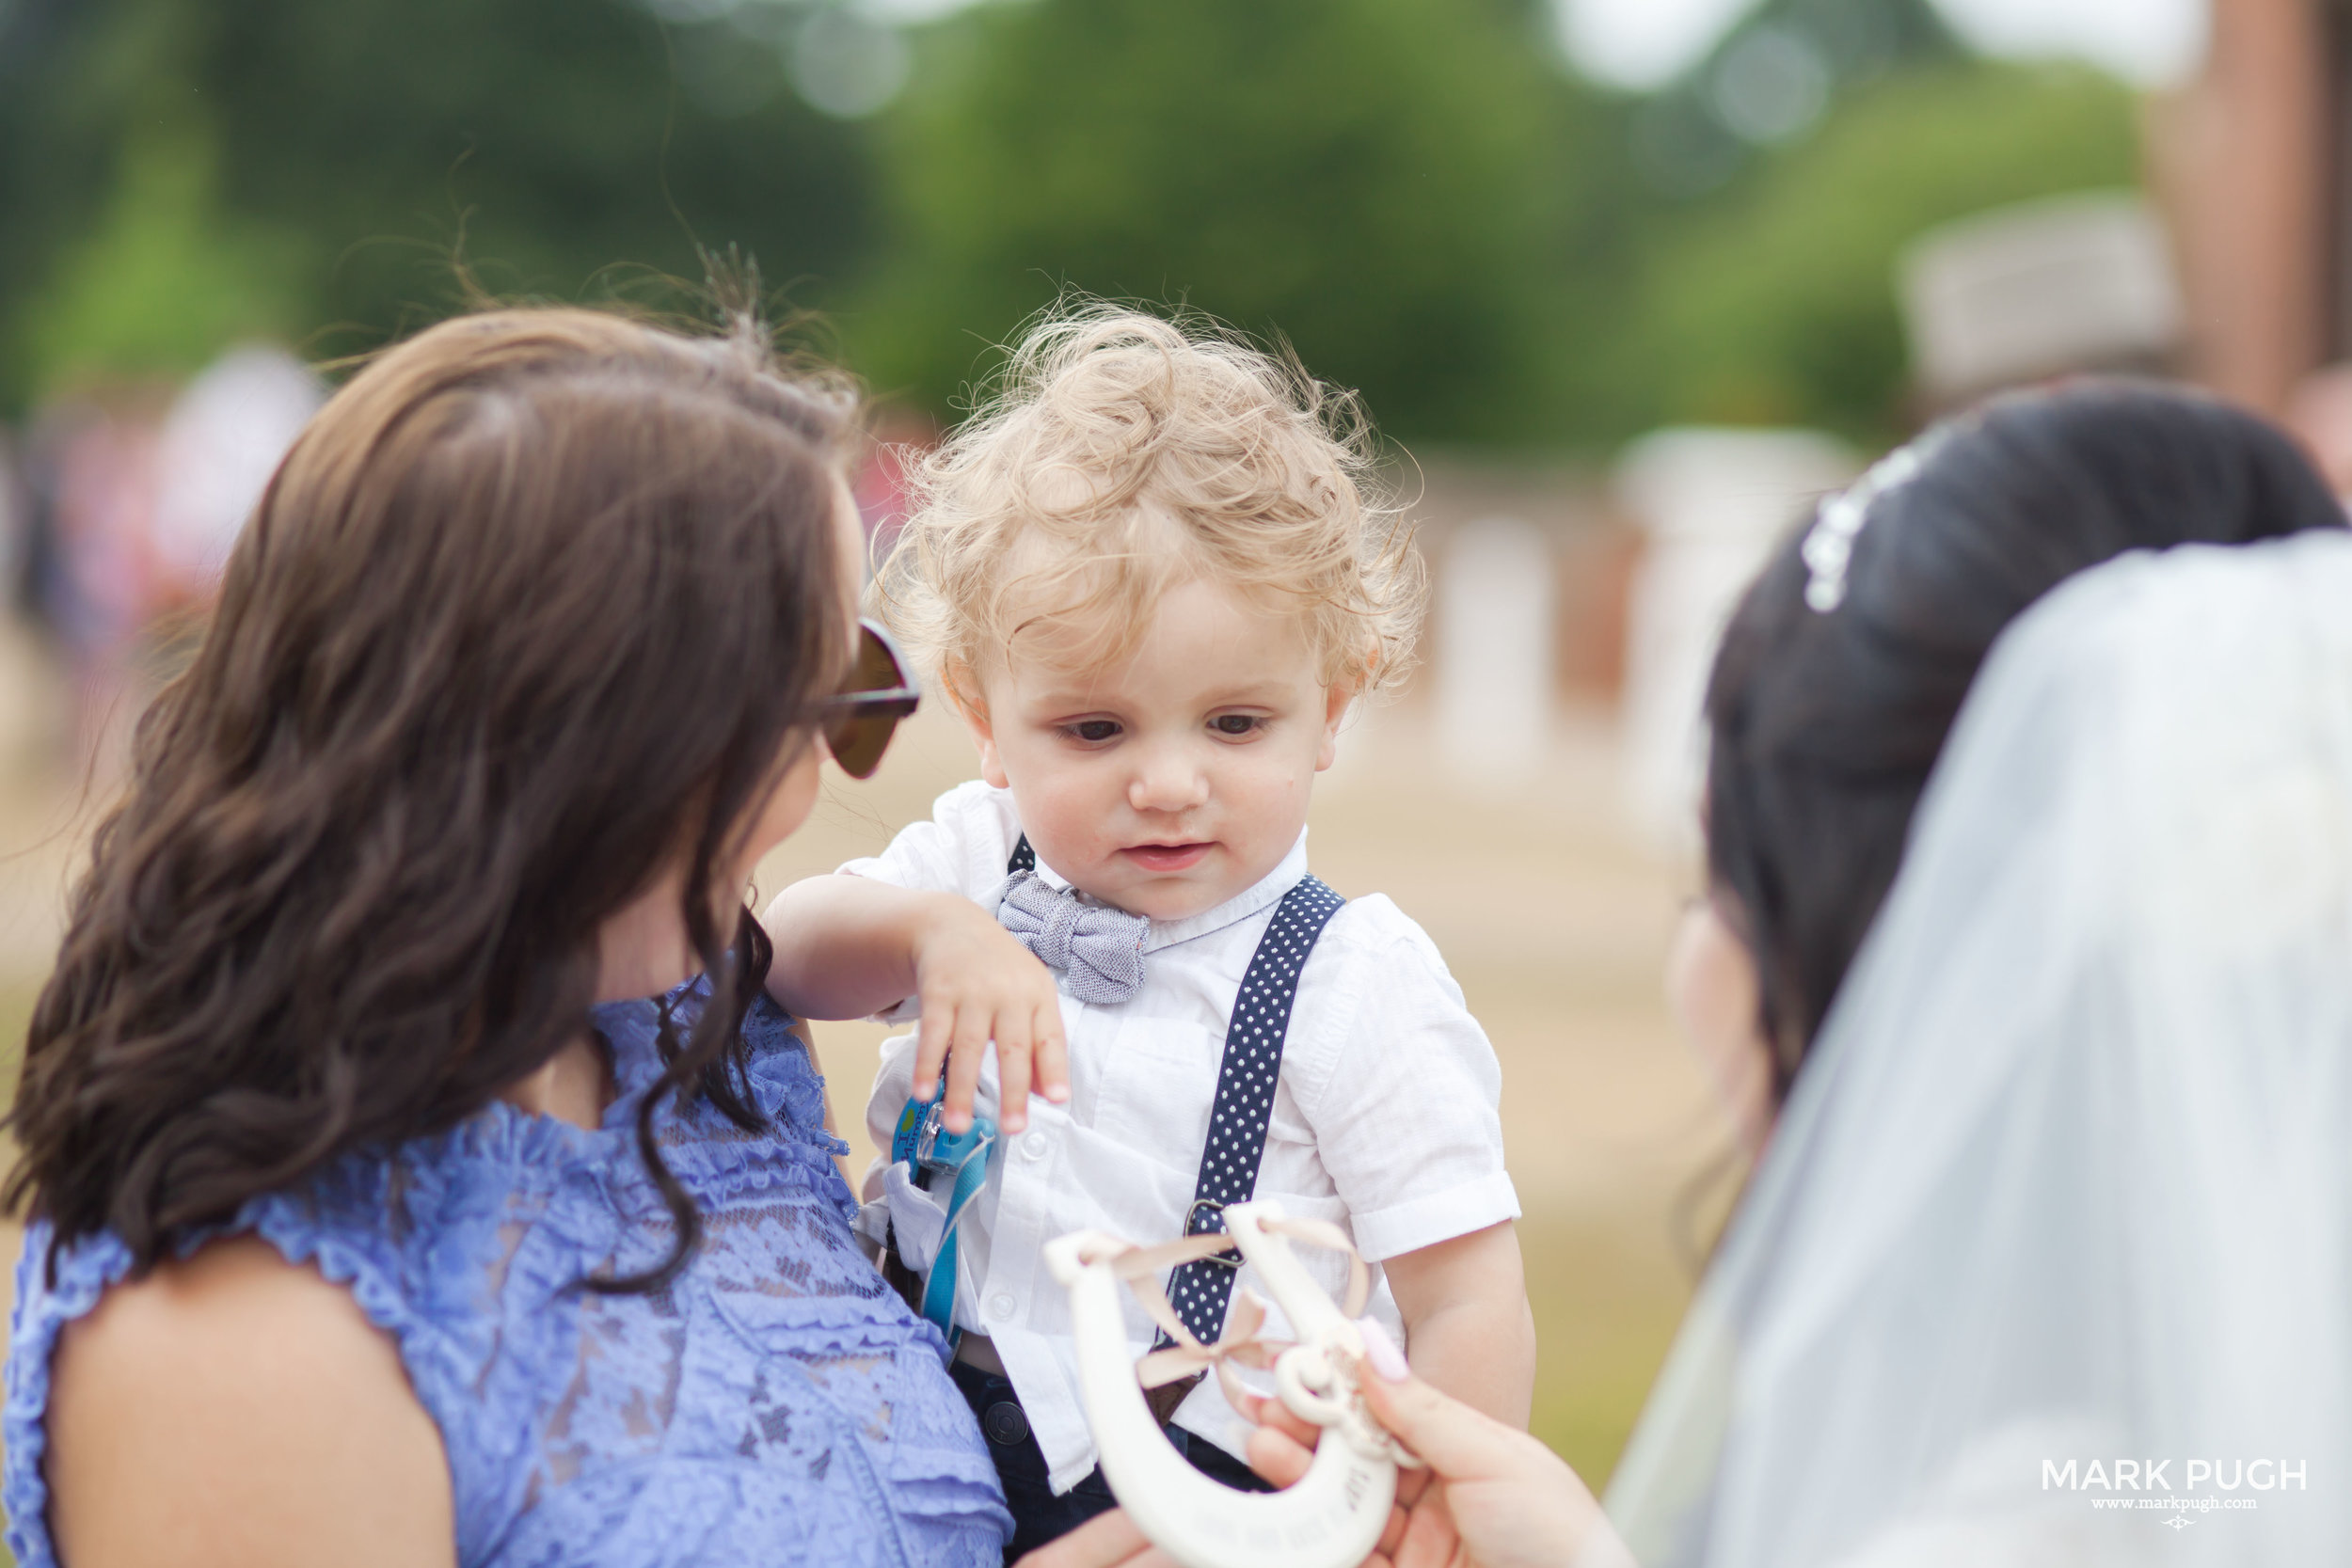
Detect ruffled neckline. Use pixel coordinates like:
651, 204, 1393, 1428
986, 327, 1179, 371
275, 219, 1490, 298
591, 983, 692, 1131
421, 980, 847, 1212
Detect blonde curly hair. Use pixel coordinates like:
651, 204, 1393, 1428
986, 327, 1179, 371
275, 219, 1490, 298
876, 303, 1424, 709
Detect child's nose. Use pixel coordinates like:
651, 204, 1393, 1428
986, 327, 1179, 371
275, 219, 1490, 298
1126, 744, 1209, 814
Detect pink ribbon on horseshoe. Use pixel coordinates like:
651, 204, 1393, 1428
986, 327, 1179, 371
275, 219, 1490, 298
1100, 1216, 1375, 1414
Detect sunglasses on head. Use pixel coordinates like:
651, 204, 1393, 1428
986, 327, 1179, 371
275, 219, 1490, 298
820, 620, 921, 780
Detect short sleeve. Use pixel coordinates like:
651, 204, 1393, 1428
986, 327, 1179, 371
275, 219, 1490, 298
837, 780, 1023, 900
1288, 898, 1518, 1262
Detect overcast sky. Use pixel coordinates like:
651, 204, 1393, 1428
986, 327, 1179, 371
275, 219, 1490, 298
1555, 0, 2208, 88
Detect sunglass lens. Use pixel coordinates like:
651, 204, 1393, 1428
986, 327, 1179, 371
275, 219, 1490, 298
826, 712, 894, 780
824, 623, 914, 780
852, 624, 901, 694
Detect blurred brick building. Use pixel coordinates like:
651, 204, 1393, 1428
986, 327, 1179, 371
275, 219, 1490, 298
2152, 0, 2349, 420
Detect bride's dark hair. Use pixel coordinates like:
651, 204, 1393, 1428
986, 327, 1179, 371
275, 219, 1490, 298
1706, 381, 2346, 1100
8, 307, 855, 1289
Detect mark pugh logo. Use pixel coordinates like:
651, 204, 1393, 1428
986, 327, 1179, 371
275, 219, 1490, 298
2042, 1458, 2307, 1530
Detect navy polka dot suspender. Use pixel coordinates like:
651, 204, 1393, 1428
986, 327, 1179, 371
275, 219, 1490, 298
1162, 871, 1346, 1349
1005, 835, 1346, 1352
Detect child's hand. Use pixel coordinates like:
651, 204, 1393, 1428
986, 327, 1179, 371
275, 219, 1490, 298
909, 894, 1069, 1135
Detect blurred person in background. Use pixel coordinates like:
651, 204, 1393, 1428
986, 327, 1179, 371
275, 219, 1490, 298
0, 426, 25, 590
0, 422, 32, 647
1233, 386, 2352, 1565
0, 423, 61, 777
150, 344, 324, 608
6, 349, 317, 784
2282, 361, 2352, 502
18, 385, 171, 778
853, 407, 934, 570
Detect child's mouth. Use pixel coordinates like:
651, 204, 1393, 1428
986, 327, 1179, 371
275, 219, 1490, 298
1120, 842, 1214, 873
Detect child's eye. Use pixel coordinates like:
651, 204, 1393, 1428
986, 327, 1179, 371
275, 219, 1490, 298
1060, 720, 1121, 743
1210, 714, 1264, 736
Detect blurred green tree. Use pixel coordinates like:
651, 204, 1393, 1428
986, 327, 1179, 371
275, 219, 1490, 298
851, 0, 1631, 444
0, 0, 139, 399
0, 0, 2153, 450
1627, 0, 1962, 198
20, 98, 313, 391
0, 0, 878, 408
1622, 61, 2141, 439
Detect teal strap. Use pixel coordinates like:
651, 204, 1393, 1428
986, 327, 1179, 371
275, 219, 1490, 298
903, 842, 1029, 1343
891, 1077, 995, 1351
918, 1131, 994, 1340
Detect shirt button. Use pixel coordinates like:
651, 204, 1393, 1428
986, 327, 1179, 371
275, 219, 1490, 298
1021, 1131, 1049, 1162
990, 1292, 1018, 1322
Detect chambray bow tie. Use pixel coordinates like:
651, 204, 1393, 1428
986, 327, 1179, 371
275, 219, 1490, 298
994, 870, 1149, 1006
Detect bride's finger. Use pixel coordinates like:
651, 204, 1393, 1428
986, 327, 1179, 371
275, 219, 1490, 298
1252, 1396, 1325, 1449
1390, 1481, 1462, 1568
1376, 1491, 1415, 1560
1358, 1368, 1535, 1483
1243, 1423, 1315, 1486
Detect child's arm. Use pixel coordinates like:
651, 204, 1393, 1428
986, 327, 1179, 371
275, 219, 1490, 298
1382, 1220, 1536, 1428
762, 873, 1067, 1134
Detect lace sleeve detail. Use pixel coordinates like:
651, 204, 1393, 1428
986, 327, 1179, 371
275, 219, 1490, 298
5, 1225, 135, 1568
3, 1162, 548, 1568
236, 1117, 594, 1559
6, 986, 1010, 1568
675, 990, 860, 1228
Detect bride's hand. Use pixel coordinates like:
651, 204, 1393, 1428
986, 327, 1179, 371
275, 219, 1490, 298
1242, 1337, 1628, 1568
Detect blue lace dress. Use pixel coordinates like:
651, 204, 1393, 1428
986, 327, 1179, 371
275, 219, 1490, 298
2, 985, 1013, 1566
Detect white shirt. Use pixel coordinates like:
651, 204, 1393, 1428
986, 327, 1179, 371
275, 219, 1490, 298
848, 781, 1518, 1489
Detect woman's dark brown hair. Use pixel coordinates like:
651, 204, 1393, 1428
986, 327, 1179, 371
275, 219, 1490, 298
7, 307, 855, 1290
1705, 381, 2347, 1103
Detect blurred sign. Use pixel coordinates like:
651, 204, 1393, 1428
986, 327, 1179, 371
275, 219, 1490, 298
1615, 427, 1858, 857
1435, 517, 1555, 793
1899, 191, 2185, 404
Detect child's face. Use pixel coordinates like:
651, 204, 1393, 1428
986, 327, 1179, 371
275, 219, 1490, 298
966, 576, 1352, 921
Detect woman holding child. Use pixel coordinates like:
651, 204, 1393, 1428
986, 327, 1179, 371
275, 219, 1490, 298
0, 298, 1526, 1568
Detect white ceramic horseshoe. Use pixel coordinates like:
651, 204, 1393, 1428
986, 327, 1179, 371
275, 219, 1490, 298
1043, 1200, 1400, 1568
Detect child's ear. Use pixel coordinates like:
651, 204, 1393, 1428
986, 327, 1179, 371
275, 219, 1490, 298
945, 662, 1012, 790
1315, 680, 1357, 773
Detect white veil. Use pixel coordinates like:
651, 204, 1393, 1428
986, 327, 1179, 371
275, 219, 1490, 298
1605, 531, 2352, 1566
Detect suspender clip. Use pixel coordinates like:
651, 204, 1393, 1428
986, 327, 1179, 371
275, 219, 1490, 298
1183, 1199, 1245, 1269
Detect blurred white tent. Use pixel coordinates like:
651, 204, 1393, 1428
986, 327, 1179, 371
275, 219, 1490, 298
151, 345, 325, 594
1616, 429, 1857, 857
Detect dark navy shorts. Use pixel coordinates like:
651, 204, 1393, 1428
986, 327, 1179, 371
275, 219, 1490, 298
949, 1360, 1274, 1562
